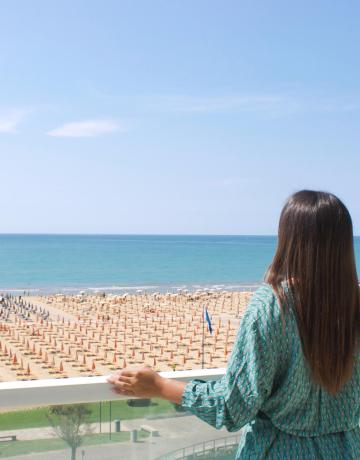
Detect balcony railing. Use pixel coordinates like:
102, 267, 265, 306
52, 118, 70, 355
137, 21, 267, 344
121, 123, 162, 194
0, 368, 230, 460
0, 368, 226, 409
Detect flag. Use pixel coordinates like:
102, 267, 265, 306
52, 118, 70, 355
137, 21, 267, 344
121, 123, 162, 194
204, 307, 213, 335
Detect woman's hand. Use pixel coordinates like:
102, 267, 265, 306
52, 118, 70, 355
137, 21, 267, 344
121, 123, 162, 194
107, 366, 187, 404
107, 366, 164, 398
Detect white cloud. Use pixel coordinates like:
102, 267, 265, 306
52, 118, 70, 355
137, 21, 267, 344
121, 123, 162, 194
0, 109, 29, 133
48, 119, 123, 137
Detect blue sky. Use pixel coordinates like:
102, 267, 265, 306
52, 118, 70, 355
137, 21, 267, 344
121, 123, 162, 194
0, 1, 359, 234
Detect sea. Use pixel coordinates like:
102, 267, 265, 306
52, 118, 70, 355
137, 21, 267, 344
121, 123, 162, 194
0, 234, 359, 294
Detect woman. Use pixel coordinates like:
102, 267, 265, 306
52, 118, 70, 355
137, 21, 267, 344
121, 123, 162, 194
108, 190, 360, 459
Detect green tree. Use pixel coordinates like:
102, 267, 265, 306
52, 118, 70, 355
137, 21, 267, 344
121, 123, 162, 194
47, 404, 92, 460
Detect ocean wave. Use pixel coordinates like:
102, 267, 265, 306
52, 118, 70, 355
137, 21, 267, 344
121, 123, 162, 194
0, 282, 261, 295
86, 285, 160, 291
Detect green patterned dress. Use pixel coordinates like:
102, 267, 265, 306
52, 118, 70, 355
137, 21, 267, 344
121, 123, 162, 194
181, 284, 360, 459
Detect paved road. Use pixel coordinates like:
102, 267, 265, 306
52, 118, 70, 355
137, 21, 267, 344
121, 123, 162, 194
1, 414, 231, 460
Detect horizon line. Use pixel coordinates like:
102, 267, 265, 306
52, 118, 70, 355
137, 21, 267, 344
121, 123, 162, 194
0, 232, 279, 237
0, 232, 359, 238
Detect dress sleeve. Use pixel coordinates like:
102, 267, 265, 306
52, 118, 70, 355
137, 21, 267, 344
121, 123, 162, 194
181, 286, 282, 431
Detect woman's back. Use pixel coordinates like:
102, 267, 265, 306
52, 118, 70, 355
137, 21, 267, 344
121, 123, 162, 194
259, 283, 360, 437
182, 283, 360, 459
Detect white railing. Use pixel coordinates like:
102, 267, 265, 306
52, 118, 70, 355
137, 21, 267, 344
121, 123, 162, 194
155, 434, 241, 460
0, 368, 226, 409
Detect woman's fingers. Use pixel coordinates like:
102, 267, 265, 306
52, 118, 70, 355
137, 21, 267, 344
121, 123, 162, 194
114, 381, 134, 391
107, 366, 161, 398
107, 374, 119, 384
117, 375, 135, 384
111, 386, 135, 396
107, 368, 134, 383
121, 369, 138, 377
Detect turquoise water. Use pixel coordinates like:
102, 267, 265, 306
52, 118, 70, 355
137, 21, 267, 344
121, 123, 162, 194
0, 235, 359, 293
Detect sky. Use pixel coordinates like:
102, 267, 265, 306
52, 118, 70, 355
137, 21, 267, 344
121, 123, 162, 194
0, 0, 360, 235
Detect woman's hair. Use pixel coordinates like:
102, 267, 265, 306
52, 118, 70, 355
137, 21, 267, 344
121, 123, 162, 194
265, 190, 360, 395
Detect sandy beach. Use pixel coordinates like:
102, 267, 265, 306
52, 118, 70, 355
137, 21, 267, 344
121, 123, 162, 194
0, 290, 253, 381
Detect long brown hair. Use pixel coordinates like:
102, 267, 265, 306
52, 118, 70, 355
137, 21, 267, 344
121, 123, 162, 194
265, 190, 360, 395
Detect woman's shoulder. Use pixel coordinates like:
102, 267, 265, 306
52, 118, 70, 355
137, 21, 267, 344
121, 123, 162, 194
246, 283, 283, 323
246, 284, 298, 342
253, 282, 278, 300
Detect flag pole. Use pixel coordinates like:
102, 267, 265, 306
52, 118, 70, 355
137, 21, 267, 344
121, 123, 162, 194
202, 305, 205, 369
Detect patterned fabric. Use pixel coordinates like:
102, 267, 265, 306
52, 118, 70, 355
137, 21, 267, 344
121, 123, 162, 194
181, 284, 360, 459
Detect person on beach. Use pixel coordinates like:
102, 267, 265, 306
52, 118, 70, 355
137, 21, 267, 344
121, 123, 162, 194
108, 190, 360, 459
